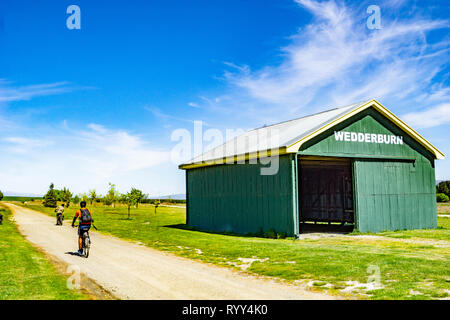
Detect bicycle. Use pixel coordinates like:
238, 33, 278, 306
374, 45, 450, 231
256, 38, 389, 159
56, 213, 64, 226
74, 224, 92, 258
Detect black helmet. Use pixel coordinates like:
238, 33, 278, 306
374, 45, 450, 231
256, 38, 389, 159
80, 201, 87, 208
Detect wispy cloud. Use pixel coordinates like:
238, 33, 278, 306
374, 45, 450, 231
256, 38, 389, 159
144, 105, 212, 126
194, 0, 450, 127
402, 103, 450, 129
188, 102, 200, 108
3, 136, 54, 153
0, 80, 75, 102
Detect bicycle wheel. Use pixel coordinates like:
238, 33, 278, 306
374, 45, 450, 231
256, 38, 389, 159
83, 233, 90, 258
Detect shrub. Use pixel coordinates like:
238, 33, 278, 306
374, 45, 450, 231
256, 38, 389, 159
277, 232, 287, 239
436, 181, 450, 197
437, 193, 449, 203
256, 227, 264, 237
264, 229, 277, 239
72, 195, 80, 205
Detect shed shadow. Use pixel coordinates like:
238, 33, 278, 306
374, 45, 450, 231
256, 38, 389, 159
300, 222, 354, 234
165, 224, 272, 239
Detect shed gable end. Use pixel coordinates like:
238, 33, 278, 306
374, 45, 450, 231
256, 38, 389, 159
299, 107, 435, 163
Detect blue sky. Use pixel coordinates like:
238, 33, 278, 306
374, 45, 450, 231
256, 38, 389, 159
0, 0, 449, 196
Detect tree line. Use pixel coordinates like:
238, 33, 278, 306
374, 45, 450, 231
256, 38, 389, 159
436, 181, 450, 202
42, 182, 159, 218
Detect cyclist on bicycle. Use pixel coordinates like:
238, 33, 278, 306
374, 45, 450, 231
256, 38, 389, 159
71, 201, 93, 255
55, 203, 65, 224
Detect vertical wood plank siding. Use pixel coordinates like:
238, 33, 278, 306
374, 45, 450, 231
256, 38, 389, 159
299, 107, 437, 232
186, 154, 296, 235
353, 159, 436, 232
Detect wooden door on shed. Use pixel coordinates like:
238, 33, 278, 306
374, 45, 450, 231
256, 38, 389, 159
299, 159, 354, 224
353, 159, 437, 232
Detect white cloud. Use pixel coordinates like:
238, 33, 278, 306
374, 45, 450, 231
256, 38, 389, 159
75, 124, 170, 174
0, 123, 171, 195
188, 102, 200, 108
3, 136, 54, 154
402, 103, 450, 129
196, 0, 450, 127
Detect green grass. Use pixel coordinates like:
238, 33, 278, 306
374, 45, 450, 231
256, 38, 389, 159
0, 205, 87, 300
372, 218, 450, 241
20, 201, 450, 300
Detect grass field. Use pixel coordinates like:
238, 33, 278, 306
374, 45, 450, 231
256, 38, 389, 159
18, 201, 450, 300
0, 205, 87, 300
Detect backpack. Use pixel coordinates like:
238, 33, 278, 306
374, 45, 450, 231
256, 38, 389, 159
80, 208, 92, 223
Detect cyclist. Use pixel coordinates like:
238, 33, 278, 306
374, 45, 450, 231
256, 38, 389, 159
71, 201, 93, 255
55, 203, 65, 225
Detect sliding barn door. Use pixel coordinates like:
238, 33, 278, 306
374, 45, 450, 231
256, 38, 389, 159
353, 159, 437, 232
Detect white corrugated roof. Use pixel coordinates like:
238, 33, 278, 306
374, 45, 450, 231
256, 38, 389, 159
184, 100, 368, 165
179, 99, 444, 169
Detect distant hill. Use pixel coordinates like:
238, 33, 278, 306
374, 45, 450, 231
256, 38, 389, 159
149, 194, 186, 200
3, 191, 43, 197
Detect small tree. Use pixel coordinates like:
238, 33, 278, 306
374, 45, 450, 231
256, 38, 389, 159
120, 192, 134, 219
62, 187, 72, 208
72, 194, 81, 205
81, 193, 89, 202
0, 190, 3, 201
88, 189, 98, 206
154, 199, 161, 215
105, 182, 120, 207
43, 183, 57, 208
120, 188, 144, 219
130, 188, 145, 208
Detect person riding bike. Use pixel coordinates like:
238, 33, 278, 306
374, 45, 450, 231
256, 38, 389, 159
71, 201, 94, 255
55, 204, 65, 224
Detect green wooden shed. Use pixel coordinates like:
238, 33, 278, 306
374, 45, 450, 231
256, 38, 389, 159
179, 99, 444, 236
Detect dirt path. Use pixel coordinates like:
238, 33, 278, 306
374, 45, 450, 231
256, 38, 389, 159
5, 203, 337, 300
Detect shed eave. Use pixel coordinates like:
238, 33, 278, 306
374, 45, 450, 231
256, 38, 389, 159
179, 147, 289, 170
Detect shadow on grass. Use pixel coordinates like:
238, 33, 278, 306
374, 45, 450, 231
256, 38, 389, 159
165, 224, 279, 239
166, 223, 354, 238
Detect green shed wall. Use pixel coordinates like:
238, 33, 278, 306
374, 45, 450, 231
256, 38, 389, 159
299, 107, 437, 232
186, 154, 297, 236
